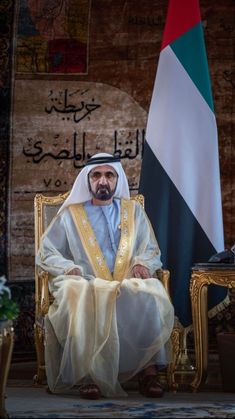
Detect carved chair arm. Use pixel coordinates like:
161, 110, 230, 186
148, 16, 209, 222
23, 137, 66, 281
156, 269, 171, 299
39, 271, 50, 316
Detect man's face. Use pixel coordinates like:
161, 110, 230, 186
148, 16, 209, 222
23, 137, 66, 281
88, 165, 118, 201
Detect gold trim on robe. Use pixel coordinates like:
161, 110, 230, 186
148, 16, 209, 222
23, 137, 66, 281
69, 199, 135, 282
69, 204, 113, 281
113, 199, 135, 281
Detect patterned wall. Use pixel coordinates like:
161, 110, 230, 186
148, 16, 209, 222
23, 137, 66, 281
0, 0, 14, 277
9, 79, 146, 282
0, 0, 234, 362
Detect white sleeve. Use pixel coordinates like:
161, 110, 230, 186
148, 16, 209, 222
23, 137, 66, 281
36, 213, 84, 277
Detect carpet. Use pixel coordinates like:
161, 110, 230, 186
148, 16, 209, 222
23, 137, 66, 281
5, 387, 235, 418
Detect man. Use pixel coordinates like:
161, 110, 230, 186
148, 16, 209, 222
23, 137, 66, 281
36, 152, 174, 399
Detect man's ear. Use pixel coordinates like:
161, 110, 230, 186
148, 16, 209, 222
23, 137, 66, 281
88, 176, 92, 192
113, 175, 119, 193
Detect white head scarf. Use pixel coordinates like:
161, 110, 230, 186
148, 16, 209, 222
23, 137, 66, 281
58, 153, 130, 213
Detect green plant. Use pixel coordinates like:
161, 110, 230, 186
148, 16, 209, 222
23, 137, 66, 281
0, 275, 19, 321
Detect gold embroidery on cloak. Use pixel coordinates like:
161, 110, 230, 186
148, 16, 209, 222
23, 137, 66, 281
69, 200, 135, 282
69, 204, 113, 281
113, 199, 135, 281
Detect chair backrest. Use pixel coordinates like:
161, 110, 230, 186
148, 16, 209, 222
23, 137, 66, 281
34, 191, 70, 255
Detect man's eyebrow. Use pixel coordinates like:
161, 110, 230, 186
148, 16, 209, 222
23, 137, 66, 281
90, 170, 116, 174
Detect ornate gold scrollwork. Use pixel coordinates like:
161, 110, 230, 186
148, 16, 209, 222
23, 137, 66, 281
132, 193, 144, 208
190, 268, 235, 392
34, 192, 70, 385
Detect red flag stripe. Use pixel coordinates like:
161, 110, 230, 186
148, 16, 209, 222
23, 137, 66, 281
161, 0, 201, 50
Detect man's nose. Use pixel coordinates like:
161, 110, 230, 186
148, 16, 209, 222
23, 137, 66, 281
99, 174, 108, 185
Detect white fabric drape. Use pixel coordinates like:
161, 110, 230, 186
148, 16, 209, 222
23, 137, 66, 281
37, 198, 175, 397
45, 276, 174, 397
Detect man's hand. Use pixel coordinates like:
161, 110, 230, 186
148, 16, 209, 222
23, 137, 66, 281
66, 268, 81, 276
131, 264, 151, 279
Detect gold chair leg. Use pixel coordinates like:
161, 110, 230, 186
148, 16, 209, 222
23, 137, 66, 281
167, 326, 183, 391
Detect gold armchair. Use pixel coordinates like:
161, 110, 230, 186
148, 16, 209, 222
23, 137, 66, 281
34, 192, 182, 390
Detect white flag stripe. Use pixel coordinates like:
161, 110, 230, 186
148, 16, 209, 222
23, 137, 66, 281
146, 46, 224, 252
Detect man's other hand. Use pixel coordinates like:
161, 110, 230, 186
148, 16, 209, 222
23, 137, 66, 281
132, 264, 150, 279
66, 268, 81, 276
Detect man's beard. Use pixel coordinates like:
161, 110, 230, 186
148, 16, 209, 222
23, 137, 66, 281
91, 185, 116, 201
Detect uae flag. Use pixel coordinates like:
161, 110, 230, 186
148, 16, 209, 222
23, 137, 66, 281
139, 0, 228, 328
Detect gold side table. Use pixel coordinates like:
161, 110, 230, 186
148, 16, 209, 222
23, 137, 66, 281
189, 264, 235, 392
0, 321, 14, 419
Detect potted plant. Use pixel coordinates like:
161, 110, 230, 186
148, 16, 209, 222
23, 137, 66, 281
0, 275, 19, 326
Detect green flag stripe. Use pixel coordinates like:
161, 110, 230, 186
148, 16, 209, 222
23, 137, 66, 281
170, 22, 214, 112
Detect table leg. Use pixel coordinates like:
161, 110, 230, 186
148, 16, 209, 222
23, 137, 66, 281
190, 274, 209, 391
0, 325, 14, 419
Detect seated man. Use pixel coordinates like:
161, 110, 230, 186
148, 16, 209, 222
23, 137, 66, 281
36, 152, 174, 399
